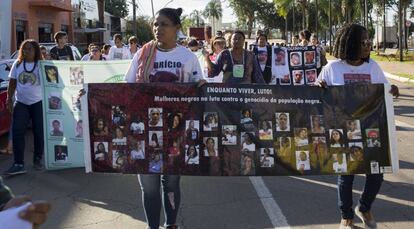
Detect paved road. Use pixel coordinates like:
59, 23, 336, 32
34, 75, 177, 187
0, 78, 413, 229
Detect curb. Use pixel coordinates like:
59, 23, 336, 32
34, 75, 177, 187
385, 72, 414, 83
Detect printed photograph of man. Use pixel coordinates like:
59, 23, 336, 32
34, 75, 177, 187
294, 128, 309, 146
54, 145, 68, 162
75, 120, 83, 138
185, 120, 200, 141
275, 112, 290, 131
222, 125, 237, 145
366, 128, 381, 147
148, 108, 163, 127
274, 48, 286, 66
304, 51, 316, 65
241, 132, 256, 151
69, 66, 84, 85
279, 74, 291, 85
240, 109, 253, 124
203, 137, 218, 157
149, 151, 163, 173
185, 144, 199, 165
50, 119, 63, 136
260, 148, 274, 168
241, 151, 255, 175
305, 69, 317, 85
333, 153, 347, 173
278, 137, 291, 157
94, 142, 108, 161
112, 150, 127, 169
292, 70, 304, 85
347, 120, 362, 140
131, 140, 145, 160
48, 92, 62, 110
290, 52, 302, 66
45, 65, 59, 84
203, 112, 218, 131
149, 131, 163, 148
112, 105, 127, 126
296, 151, 310, 171
130, 115, 145, 135
310, 115, 325, 134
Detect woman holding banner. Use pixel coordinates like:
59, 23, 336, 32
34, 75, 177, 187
4, 39, 44, 176
317, 23, 399, 229
124, 7, 203, 229
203, 30, 265, 84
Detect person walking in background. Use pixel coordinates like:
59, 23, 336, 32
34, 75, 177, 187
317, 23, 399, 229
125, 7, 203, 229
101, 44, 111, 59
311, 33, 328, 75
299, 30, 312, 46
107, 34, 129, 60
4, 39, 45, 176
128, 36, 139, 59
50, 31, 74, 60
252, 33, 272, 84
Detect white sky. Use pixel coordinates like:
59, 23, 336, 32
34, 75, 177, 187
130, 0, 237, 23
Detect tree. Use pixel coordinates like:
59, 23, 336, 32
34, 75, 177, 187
190, 10, 204, 27
105, 0, 129, 18
126, 16, 153, 44
203, 0, 223, 34
256, 1, 286, 37
229, 0, 260, 38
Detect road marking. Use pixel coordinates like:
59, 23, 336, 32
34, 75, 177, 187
249, 177, 290, 229
395, 119, 414, 131
290, 176, 414, 208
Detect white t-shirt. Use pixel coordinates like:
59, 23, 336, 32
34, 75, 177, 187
261, 156, 274, 167
108, 46, 130, 60
125, 45, 202, 83
318, 59, 388, 86
8, 60, 42, 105
242, 142, 256, 151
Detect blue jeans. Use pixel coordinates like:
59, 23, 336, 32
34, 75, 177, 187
138, 175, 181, 229
12, 101, 44, 165
337, 174, 384, 219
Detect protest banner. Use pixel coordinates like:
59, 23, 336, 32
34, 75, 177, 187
84, 83, 398, 176
40, 60, 130, 170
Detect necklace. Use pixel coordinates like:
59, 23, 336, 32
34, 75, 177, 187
156, 44, 176, 52
23, 61, 37, 73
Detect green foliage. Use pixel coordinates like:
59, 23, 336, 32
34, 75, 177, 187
126, 16, 154, 44
105, 0, 129, 18
203, 0, 223, 21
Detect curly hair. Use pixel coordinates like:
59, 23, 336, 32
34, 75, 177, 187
333, 23, 369, 62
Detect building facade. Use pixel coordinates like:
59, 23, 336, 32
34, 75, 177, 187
10, 0, 73, 54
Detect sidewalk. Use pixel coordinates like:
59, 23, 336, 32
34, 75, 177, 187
377, 61, 414, 83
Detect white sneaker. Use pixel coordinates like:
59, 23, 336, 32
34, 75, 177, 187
355, 205, 377, 229
339, 219, 355, 229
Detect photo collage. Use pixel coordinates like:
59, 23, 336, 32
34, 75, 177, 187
44, 64, 86, 164
272, 46, 318, 85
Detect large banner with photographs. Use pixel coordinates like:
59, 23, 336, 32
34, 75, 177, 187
272, 46, 319, 85
40, 60, 130, 170
84, 83, 398, 176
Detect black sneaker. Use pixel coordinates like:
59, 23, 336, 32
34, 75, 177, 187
4, 164, 27, 176
33, 159, 44, 171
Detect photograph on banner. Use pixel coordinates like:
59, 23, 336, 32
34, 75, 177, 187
40, 60, 131, 170
272, 46, 319, 85
85, 83, 397, 176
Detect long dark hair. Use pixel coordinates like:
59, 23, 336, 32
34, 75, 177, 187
333, 23, 369, 62
17, 39, 43, 64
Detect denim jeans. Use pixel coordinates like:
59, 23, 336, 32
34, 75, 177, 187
12, 101, 44, 165
337, 174, 384, 219
138, 175, 181, 229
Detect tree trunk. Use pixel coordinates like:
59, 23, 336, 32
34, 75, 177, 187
404, 6, 408, 50
247, 17, 253, 39
399, 1, 403, 61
